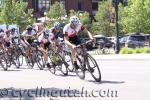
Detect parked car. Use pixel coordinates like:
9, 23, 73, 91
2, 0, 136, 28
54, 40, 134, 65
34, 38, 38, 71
120, 33, 149, 48
94, 35, 114, 49
107, 36, 116, 44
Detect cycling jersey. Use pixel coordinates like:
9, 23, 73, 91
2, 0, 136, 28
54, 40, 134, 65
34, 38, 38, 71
22, 30, 36, 44
50, 27, 63, 41
63, 23, 85, 45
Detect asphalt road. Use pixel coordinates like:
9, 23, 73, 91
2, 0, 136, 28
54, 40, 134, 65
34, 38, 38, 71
0, 58, 150, 100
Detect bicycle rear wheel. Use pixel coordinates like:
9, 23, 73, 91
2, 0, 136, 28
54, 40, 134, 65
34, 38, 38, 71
0, 55, 10, 71
49, 50, 68, 76
86, 54, 101, 82
36, 51, 45, 70
64, 51, 74, 72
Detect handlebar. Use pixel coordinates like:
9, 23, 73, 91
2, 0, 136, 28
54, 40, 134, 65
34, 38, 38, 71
76, 40, 93, 48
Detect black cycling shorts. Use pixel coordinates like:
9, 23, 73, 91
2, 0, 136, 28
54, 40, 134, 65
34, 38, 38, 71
69, 35, 81, 45
5, 42, 11, 47
27, 38, 34, 44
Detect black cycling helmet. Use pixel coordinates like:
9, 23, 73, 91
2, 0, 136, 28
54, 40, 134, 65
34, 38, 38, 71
26, 25, 33, 31
11, 28, 16, 32
0, 28, 4, 33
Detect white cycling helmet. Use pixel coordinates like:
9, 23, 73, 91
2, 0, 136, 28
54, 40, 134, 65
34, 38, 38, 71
69, 16, 80, 25
54, 22, 61, 29
43, 28, 50, 35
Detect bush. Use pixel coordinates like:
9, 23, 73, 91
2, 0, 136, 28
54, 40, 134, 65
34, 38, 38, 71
134, 48, 142, 53
120, 47, 150, 54
142, 47, 150, 53
120, 47, 130, 54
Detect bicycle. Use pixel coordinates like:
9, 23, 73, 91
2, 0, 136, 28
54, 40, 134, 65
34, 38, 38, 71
72, 40, 101, 82
48, 43, 69, 76
0, 48, 11, 71
25, 41, 45, 70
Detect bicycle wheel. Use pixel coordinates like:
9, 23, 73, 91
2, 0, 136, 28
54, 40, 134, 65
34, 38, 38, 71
49, 50, 68, 75
64, 51, 74, 72
13, 55, 20, 68
0, 55, 10, 71
17, 48, 24, 66
25, 56, 34, 68
36, 51, 45, 70
18, 54, 24, 66
86, 54, 101, 82
75, 55, 85, 80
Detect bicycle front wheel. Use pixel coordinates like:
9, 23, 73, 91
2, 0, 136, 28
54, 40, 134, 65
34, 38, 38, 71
86, 54, 101, 82
75, 55, 85, 80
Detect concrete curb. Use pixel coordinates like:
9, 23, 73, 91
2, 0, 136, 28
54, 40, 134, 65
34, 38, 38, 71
92, 54, 150, 60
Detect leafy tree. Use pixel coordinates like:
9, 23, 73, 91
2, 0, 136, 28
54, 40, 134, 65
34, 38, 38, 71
92, 0, 115, 36
120, 0, 150, 33
47, 1, 66, 21
47, 1, 67, 28
0, 0, 35, 32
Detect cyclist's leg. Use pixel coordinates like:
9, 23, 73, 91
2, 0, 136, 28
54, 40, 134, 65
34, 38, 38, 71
38, 43, 50, 68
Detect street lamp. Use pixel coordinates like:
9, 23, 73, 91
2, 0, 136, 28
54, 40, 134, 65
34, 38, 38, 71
112, 0, 128, 54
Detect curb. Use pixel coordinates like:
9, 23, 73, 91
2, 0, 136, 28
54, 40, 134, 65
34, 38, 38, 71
92, 54, 150, 60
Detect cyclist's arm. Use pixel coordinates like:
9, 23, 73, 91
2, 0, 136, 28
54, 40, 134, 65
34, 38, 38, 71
82, 28, 94, 40
23, 36, 30, 46
64, 34, 75, 48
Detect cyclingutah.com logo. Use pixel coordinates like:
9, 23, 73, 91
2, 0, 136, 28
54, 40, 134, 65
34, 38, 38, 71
0, 87, 118, 98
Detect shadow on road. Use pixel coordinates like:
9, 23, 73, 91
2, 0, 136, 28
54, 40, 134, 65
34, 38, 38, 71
87, 80, 125, 84
0, 69, 22, 72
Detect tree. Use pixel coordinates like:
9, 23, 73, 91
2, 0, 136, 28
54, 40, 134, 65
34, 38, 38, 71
0, 0, 35, 32
47, 1, 66, 21
120, 0, 150, 33
91, 0, 115, 36
46, 1, 66, 28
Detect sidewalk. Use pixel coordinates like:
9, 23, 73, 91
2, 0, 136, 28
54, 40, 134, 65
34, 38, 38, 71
92, 54, 150, 60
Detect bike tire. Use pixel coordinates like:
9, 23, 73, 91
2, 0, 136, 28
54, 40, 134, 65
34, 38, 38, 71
0, 56, 10, 71
49, 50, 68, 76
36, 51, 45, 70
86, 54, 101, 82
64, 51, 74, 72
75, 55, 85, 80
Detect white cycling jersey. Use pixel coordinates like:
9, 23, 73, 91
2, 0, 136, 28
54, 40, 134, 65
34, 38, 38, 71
38, 33, 53, 43
22, 30, 36, 37
63, 23, 85, 37
3, 34, 13, 43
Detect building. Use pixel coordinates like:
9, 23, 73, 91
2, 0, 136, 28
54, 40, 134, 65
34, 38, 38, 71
27, 0, 101, 18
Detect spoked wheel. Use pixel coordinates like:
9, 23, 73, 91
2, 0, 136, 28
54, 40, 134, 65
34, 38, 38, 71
13, 54, 21, 69
35, 51, 45, 70
25, 56, 34, 69
49, 50, 68, 76
75, 55, 85, 80
86, 54, 101, 82
0, 56, 10, 71
18, 54, 24, 66
64, 51, 74, 72
48, 64, 56, 74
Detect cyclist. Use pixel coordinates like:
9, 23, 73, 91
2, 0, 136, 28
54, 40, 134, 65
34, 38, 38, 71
38, 28, 53, 68
63, 16, 94, 69
0, 29, 5, 49
21, 25, 36, 58
50, 22, 64, 53
3, 30, 13, 48
10, 28, 19, 44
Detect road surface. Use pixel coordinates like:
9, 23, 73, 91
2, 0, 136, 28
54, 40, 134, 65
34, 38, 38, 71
0, 58, 150, 100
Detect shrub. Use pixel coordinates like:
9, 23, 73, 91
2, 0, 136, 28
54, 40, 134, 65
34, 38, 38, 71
120, 47, 150, 54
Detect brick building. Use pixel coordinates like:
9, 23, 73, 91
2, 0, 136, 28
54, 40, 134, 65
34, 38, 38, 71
27, 0, 100, 18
